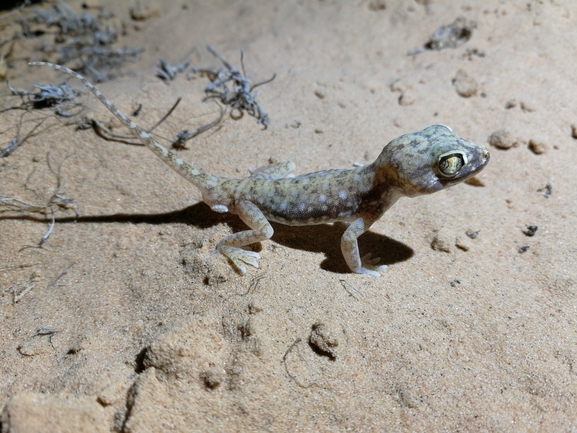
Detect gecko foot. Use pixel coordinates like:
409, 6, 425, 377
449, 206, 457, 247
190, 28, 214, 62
215, 245, 261, 275
353, 253, 388, 276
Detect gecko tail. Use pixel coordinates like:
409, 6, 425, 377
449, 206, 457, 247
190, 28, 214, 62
28, 61, 214, 189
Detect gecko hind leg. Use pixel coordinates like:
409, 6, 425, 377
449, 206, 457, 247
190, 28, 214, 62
211, 200, 274, 274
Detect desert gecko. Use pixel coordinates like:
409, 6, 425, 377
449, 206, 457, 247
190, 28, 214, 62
29, 62, 490, 276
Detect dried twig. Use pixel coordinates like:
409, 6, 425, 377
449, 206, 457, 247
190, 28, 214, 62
17, 2, 144, 82
173, 102, 225, 148
79, 97, 185, 146
21, 216, 55, 250
189, 45, 275, 128
45, 261, 75, 291
157, 58, 190, 84
1, 152, 78, 248
0, 114, 49, 158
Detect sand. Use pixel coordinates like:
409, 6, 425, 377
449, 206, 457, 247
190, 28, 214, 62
1, 0, 576, 431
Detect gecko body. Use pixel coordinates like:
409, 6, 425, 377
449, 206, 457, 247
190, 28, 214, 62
30, 62, 490, 276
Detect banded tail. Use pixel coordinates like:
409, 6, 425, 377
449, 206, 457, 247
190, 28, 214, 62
28, 61, 216, 189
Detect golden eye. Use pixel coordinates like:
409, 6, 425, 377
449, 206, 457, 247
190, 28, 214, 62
438, 152, 465, 177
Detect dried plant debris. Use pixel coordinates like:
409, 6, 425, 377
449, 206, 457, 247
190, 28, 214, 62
0, 114, 48, 158
1, 77, 83, 157
13, 1, 143, 82
410, 17, 476, 55
466, 229, 480, 239
8, 80, 81, 116
189, 45, 276, 128
156, 58, 189, 84
0, 152, 78, 248
173, 103, 224, 149
537, 183, 552, 198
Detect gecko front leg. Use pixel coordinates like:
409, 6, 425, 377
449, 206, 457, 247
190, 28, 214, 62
341, 217, 387, 276
214, 200, 274, 274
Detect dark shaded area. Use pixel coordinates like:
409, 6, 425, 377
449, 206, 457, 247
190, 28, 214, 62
308, 340, 335, 360
134, 347, 147, 374
2, 200, 414, 274
0, 0, 43, 12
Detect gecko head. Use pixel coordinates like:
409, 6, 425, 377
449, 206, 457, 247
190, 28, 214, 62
377, 124, 490, 197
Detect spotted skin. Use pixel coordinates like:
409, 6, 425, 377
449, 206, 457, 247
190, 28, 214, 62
29, 62, 490, 276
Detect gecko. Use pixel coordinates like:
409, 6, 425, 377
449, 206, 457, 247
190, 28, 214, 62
29, 62, 490, 276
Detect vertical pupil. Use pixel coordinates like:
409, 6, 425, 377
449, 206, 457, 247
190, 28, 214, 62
440, 155, 462, 176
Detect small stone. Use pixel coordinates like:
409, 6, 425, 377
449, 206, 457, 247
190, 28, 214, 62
368, 0, 387, 11
314, 90, 326, 99
522, 225, 538, 237
309, 323, 338, 359
130, 3, 161, 21
571, 124, 577, 139
466, 229, 479, 239
248, 303, 263, 314
431, 227, 454, 253
505, 99, 518, 109
452, 69, 478, 97
455, 235, 471, 251
398, 90, 416, 106
199, 367, 224, 390
488, 129, 518, 150
518, 246, 530, 253
528, 139, 546, 154
520, 101, 536, 112
424, 17, 474, 51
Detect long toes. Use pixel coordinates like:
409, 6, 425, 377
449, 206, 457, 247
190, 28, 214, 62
365, 256, 382, 265
355, 267, 382, 277
240, 253, 260, 269
235, 262, 248, 275
218, 246, 261, 273
361, 253, 386, 268
240, 250, 261, 259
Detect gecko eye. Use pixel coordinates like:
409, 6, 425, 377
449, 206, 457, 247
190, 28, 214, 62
437, 151, 467, 178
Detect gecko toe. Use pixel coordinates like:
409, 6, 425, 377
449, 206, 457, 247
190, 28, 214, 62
355, 267, 382, 277
360, 253, 387, 273
218, 246, 261, 274
361, 253, 382, 265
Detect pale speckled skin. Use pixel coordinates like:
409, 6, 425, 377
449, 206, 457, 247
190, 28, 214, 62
30, 62, 490, 276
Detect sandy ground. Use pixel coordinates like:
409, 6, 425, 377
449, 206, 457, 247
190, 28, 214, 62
1, 0, 577, 431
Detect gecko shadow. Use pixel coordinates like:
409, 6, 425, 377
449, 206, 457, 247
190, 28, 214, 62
4, 201, 414, 274
271, 222, 413, 274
